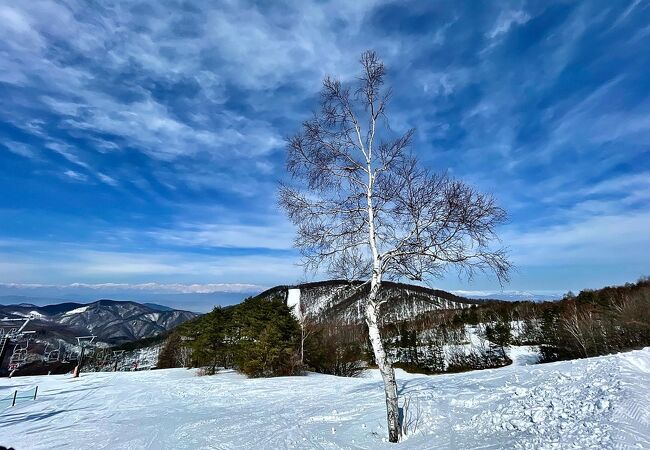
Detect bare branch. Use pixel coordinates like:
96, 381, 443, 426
278, 50, 511, 444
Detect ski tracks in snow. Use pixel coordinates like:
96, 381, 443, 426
1, 349, 649, 449
611, 350, 650, 449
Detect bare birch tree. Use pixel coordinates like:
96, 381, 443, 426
279, 51, 511, 443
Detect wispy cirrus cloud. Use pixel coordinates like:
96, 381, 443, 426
146, 222, 295, 250
504, 211, 650, 266
486, 9, 530, 39
0, 241, 299, 286
63, 169, 87, 182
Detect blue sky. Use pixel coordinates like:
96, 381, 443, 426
1, 0, 649, 307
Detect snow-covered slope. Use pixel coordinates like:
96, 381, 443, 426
1, 348, 648, 449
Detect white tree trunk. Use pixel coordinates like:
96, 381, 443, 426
301, 325, 305, 365
366, 275, 400, 443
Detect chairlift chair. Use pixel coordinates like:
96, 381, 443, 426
45, 341, 63, 363
62, 350, 73, 363
9, 343, 28, 367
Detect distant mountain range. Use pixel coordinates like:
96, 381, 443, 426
0, 290, 253, 313
0, 298, 198, 345
452, 290, 564, 302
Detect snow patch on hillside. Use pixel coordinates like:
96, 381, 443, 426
9, 310, 42, 318
63, 305, 90, 315
144, 312, 161, 322
287, 288, 301, 320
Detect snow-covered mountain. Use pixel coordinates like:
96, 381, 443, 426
0, 299, 197, 344
257, 280, 481, 324
453, 290, 564, 302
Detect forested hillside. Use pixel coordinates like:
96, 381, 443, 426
157, 278, 650, 377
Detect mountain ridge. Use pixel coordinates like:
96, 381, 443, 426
252, 280, 487, 325
0, 298, 198, 345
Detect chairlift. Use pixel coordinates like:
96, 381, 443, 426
48, 349, 61, 363
76, 335, 96, 347
96, 348, 109, 366
44, 341, 63, 363
42, 342, 51, 361
1, 317, 35, 375
9, 349, 27, 366
9, 338, 30, 367
62, 349, 78, 363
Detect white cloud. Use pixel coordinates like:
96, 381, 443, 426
147, 222, 295, 250
549, 77, 650, 149
0, 282, 263, 294
505, 211, 650, 266
0, 0, 379, 164
487, 10, 530, 39
46, 141, 90, 169
63, 169, 87, 182
419, 69, 470, 96
4, 141, 37, 159
0, 241, 300, 286
97, 173, 119, 186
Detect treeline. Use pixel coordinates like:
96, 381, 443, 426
157, 277, 650, 378
536, 277, 650, 361
313, 276, 650, 373
382, 276, 650, 371
159, 296, 302, 377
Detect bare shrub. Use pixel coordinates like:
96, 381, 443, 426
399, 394, 422, 438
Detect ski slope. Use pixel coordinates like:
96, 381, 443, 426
1, 349, 648, 449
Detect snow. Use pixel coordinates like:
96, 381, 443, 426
63, 306, 90, 315
287, 288, 302, 320
507, 345, 541, 366
413, 325, 540, 370
8, 310, 45, 319
144, 312, 161, 322
1, 349, 648, 449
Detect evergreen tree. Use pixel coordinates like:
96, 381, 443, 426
158, 333, 183, 369
189, 307, 230, 374
485, 315, 511, 358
